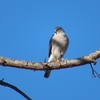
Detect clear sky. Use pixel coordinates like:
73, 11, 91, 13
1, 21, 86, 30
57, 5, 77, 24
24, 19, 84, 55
0, 0, 100, 100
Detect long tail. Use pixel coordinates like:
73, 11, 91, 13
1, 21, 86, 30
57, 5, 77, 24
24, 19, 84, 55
44, 55, 55, 78
44, 70, 51, 78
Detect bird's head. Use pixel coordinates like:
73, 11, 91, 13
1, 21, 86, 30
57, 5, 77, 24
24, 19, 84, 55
54, 27, 65, 34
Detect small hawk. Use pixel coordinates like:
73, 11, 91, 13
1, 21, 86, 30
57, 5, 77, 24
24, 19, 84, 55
44, 27, 69, 78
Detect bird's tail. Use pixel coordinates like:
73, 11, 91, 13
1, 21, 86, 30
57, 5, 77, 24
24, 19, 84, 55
44, 55, 54, 78
44, 70, 51, 78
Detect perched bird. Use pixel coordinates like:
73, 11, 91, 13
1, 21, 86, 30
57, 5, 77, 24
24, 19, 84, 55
44, 27, 69, 78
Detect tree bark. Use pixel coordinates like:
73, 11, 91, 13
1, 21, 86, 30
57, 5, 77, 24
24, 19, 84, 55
0, 49, 100, 71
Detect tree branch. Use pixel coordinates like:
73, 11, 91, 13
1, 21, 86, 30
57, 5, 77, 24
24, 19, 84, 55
0, 49, 100, 71
0, 79, 32, 100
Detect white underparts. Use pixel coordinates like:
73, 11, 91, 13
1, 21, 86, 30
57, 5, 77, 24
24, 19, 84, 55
48, 54, 56, 62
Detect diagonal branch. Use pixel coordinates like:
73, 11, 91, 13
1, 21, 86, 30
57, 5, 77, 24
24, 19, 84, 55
0, 79, 32, 100
0, 49, 100, 71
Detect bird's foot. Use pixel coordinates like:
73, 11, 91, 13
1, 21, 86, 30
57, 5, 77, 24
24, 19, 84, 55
56, 59, 60, 62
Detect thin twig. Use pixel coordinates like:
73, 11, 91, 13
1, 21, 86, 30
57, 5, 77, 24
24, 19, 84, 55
0, 79, 32, 100
90, 63, 100, 78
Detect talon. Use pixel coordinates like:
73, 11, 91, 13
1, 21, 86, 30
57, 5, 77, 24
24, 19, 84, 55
56, 59, 60, 62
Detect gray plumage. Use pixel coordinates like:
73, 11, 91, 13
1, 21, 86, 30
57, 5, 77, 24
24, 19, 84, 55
44, 27, 69, 78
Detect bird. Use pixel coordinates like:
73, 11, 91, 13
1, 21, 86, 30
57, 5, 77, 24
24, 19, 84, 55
44, 26, 69, 78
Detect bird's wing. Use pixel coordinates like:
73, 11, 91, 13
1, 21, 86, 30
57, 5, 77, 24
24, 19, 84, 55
48, 34, 54, 57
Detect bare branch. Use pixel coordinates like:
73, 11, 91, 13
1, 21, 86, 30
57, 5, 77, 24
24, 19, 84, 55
0, 79, 32, 100
0, 49, 100, 71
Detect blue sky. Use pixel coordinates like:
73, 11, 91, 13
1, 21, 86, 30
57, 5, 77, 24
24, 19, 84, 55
0, 0, 100, 100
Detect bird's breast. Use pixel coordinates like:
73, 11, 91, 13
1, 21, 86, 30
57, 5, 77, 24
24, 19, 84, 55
52, 34, 69, 59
